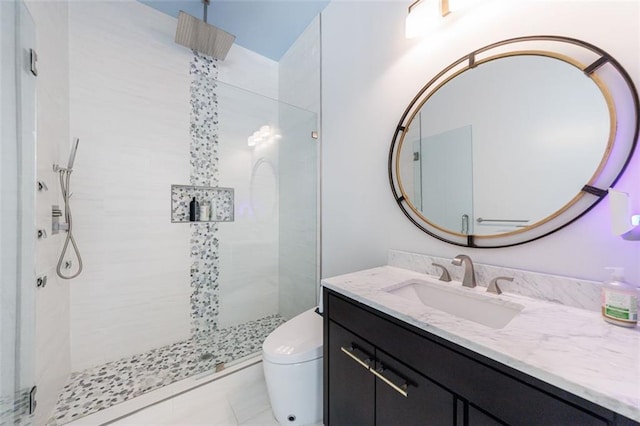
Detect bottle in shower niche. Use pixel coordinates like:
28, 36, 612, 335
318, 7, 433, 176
189, 197, 200, 222
199, 202, 210, 221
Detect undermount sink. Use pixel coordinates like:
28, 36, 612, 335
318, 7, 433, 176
385, 279, 524, 329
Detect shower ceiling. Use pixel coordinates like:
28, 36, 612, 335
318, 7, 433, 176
140, 0, 329, 61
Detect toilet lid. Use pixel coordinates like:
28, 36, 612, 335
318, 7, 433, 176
262, 308, 323, 364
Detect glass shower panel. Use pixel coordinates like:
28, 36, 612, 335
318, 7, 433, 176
1, 0, 36, 423
277, 101, 318, 321
212, 78, 319, 363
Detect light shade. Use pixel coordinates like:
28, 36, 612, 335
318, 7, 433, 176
405, 0, 450, 39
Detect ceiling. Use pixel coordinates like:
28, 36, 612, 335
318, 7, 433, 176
140, 0, 329, 61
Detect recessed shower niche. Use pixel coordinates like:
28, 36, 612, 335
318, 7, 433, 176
171, 184, 235, 223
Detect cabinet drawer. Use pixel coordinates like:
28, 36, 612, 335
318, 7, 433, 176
326, 290, 612, 426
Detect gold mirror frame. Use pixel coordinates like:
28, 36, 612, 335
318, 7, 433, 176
388, 36, 639, 248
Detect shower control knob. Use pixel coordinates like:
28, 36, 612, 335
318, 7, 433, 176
36, 275, 47, 288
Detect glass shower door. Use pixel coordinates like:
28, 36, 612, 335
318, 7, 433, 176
213, 78, 319, 365
1, 0, 36, 423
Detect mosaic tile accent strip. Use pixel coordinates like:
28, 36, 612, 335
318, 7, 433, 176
190, 222, 220, 337
189, 52, 219, 188
189, 51, 221, 337
171, 185, 234, 223
47, 314, 284, 425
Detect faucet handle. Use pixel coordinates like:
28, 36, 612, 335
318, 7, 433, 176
432, 263, 451, 282
487, 276, 513, 295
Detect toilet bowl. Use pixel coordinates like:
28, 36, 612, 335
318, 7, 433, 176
262, 308, 323, 425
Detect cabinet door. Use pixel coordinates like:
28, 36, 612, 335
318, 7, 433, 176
327, 321, 376, 426
375, 349, 455, 426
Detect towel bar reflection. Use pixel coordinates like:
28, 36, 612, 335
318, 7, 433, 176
476, 218, 529, 223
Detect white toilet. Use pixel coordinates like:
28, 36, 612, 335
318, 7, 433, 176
262, 307, 323, 425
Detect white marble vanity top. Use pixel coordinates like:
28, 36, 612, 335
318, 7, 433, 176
322, 265, 640, 422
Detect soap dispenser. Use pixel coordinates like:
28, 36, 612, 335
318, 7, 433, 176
601, 267, 638, 328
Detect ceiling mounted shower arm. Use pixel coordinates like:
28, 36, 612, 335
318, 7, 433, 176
203, 0, 209, 23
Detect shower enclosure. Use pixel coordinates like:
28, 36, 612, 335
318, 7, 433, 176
47, 78, 319, 423
2, 1, 320, 422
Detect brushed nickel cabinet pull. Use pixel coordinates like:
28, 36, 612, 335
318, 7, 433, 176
371, 367, 409, 397
340, 346, 372, 370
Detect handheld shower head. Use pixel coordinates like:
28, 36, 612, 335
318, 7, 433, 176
67, 138, 79, 170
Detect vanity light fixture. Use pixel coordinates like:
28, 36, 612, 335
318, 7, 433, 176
406, 0, 481, 39
405, 0, 449, 39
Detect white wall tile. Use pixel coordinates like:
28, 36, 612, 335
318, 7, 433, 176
219, 46, 279, 100
68, 0, 193, 370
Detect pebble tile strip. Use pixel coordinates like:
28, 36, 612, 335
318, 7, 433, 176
189, 52, 223, 339
47, 314, 284, 425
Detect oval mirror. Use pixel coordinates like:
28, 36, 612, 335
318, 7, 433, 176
389, 36, 638, 248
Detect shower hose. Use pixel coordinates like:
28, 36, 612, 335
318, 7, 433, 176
56, 168, 83, 279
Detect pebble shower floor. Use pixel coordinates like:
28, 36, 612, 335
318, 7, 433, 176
47, 314, 284, 425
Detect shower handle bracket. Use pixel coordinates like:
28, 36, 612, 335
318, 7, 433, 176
52, 205, 69, 234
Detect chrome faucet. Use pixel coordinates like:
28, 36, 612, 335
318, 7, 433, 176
451, 255, 476, 288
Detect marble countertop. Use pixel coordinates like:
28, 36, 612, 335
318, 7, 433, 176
322, 265, 640, 422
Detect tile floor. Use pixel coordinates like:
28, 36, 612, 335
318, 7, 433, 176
50, 315, 284, 425
109, 362, 279, 425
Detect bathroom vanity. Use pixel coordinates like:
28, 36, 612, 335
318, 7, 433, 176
322, 265, 640, 426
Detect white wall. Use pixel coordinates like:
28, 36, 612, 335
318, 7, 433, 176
321, 0, 640, 284
279, 16, 321, 114
24, 0, 71, 422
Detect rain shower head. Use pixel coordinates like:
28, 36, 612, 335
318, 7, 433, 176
175, 9, 235, 61
67, 138, 79, 170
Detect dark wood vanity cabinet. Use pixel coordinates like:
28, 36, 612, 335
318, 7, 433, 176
328, 320, 455, 426
323, 288, 639, 426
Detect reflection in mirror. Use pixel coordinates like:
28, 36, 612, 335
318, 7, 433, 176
401, 55, 610, 235
404, 125, 474, 233
389, 36, 639, 248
